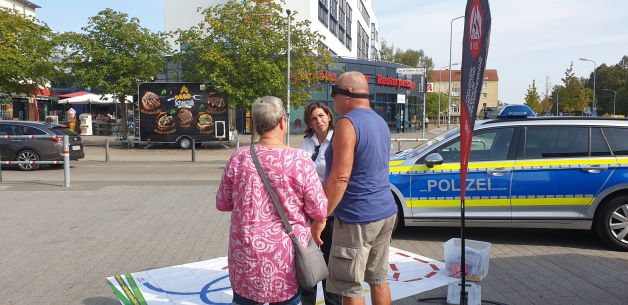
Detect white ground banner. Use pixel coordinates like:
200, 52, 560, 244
107, 247, 457, 305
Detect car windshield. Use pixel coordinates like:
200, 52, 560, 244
50, 126, 78, 136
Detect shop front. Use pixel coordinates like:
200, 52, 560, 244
292, 57, 423, 134
234, 57, 424, 135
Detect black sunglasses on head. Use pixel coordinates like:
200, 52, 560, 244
331, 85, 371, 99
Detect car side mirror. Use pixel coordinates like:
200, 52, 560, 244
425, 153, 444, 168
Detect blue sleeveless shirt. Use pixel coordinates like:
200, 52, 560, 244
325, 108, 398, 224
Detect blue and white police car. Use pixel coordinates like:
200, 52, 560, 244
389, 117, 628, 251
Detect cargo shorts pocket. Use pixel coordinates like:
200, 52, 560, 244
330, 245, 361, 283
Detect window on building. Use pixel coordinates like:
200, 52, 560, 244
329, 0, 338, 37
345, 3, 352, 50
357, 0, 370, 25
357, 22, 368, 59
482, 93, 488, 98
483, 82, 488, 88
338, 0, 346, 44
318, 0, 329, 27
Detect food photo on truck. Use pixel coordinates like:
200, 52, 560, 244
130, 82, 236, 149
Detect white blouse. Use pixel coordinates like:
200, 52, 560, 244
301, 130, 334, 182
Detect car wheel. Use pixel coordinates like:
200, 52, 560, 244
595, 195, 628, 251
178, 137, 193, 149
392, 192, 405, 233
17, 149, 40, 171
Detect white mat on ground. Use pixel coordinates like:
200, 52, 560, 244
107, 247, 457, 305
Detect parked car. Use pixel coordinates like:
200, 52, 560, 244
487, 104, 536, 119
0, 121, 85, 170
389, 117, 628, 251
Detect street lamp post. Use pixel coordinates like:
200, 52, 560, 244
602, 88, 617, 116
286, 9, 292, 146
448, 15, 465, 130
579, 58, 597, 116
555, 91, 559, 116
438, 63, 458, 127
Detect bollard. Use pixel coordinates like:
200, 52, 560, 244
236, 136, 240, 149
63, 135, 70, 187
105, 138, 110, 162
398, 140, 402, 152
0, 153, 3, 182
191, 139, 196, 162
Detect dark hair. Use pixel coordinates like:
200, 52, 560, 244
303, 102, 334, 138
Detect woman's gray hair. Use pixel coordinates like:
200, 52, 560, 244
252, 96, 287, 135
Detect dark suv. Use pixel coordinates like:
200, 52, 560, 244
0, 121, 85, 170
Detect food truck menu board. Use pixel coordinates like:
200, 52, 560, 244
138, 83, 229, 143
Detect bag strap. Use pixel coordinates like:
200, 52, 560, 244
250, 143, 295, 236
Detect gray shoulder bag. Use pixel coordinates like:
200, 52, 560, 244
249, 143, 329, 288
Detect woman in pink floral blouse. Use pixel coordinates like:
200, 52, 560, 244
216, 96, 328, 305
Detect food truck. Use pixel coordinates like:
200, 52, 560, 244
135, 82, 232, 149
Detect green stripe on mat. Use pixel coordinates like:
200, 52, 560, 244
125, 273, 148, 305
115, 274, 141, 305
106, 279, 132, 305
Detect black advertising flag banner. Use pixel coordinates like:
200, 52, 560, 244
460, 0, 492, 200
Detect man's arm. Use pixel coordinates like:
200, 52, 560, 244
323, 118, 356, 216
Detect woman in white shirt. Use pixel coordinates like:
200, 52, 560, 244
300, 102, 340, 305
302, 102, 334, 181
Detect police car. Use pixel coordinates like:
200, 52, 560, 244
389, 117, 628, 251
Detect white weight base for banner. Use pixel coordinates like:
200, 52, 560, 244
107, 247, 458, 305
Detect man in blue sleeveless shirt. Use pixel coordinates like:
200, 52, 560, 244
320, 71, 397, 305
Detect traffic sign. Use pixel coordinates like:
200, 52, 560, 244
396, 68, 426, 75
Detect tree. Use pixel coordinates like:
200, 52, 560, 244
0, 8, 57, 94
524, 79, 542, 113
175, 0, 331, 110
585, 56, 627, 115
379, 40, 433, 71
61, 9, 170, 138
556, 63, 590, 114
539, 76, 553, 114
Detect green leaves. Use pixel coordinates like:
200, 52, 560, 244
60, 8, 170, 98
0, 8, 57, 94
174, 0, 331, 110
524, 79, 542, 114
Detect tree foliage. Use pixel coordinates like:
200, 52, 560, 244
380, 40, 433, 70
524, 79, 542, 113
60, 9, 170, 137
584, 56, 627, 115
551, 63, 591, 115
0, 8, 57, 94
175, 0, 331, 110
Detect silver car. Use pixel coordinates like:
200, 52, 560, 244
389, 117, 628, 251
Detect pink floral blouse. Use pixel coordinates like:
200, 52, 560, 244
216, 145, 328, 302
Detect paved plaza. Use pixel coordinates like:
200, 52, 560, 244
0, 127, 627, 305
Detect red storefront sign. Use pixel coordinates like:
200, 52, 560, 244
376, 75, 415, 90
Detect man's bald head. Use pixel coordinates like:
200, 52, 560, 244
336, 71, 369, 96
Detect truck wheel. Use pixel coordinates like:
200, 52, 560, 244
595, 195, 628, 251
17, 149, 40, 171
178, 137, 193, 149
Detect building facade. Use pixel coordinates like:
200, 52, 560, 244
164, 0, 379, 59
0, 0, 38, 17
429, 69, 499, 122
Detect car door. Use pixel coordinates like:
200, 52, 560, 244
511, 126, 615, 222
0, 124, 20, 160
410, 127, 516, 223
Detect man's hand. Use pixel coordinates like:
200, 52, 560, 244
311, 219, 327, 246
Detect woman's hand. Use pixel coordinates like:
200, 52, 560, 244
311, 218, 327, 246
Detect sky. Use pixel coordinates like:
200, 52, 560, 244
34, 0, 628, 104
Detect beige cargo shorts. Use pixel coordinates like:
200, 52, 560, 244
325, 214, 396, 297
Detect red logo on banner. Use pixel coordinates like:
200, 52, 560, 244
469, 0, 483, 59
